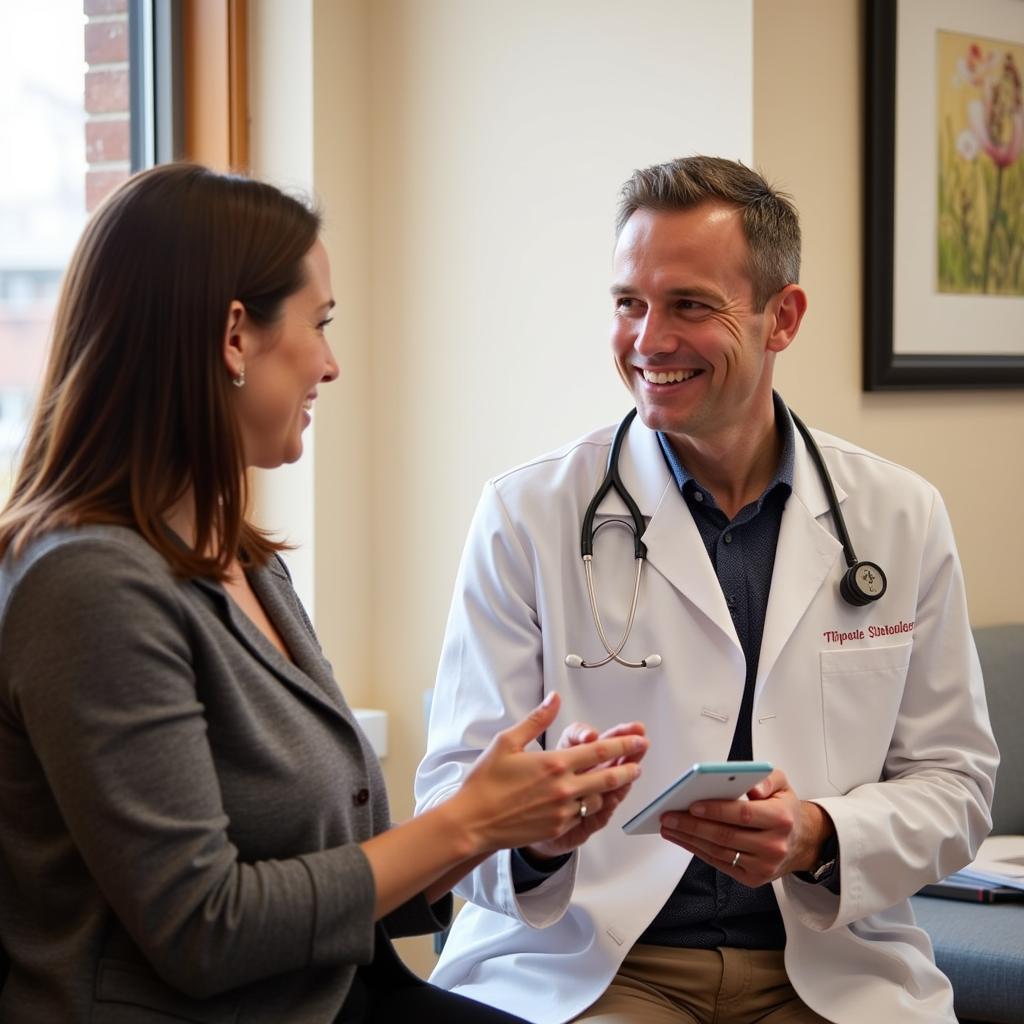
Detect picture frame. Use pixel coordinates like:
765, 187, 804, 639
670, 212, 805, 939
864, 0, 1024, 390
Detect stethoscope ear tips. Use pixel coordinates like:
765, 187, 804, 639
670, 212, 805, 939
839, 560, 888, 606
564, 652, 661, 669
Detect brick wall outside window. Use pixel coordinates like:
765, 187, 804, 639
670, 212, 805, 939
84, 0, 130, 211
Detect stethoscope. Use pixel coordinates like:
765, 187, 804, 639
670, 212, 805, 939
564, 407, 888, 670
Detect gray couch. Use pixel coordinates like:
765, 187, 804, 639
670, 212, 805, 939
910, 623, 1023, 1024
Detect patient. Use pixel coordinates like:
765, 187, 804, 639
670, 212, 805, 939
0, 163, 648, 1024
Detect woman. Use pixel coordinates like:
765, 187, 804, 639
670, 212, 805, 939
0, 164, 647, 1023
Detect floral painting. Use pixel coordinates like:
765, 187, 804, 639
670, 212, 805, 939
937, 30, 1024, 296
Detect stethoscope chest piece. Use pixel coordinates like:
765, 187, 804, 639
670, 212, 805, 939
840, 561, 887, 606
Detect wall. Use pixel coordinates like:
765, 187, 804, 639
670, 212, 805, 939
247, 0, 318, 620
250, 0, 379, 704
753, 0, 1022, 627
365, 0, 753, 974
309, 0, 377, 709
365, 0, 754, 831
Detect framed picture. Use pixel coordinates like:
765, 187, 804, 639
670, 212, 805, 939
864, 0, 1024, 390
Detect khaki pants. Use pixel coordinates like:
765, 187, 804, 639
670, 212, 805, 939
572, 945, 832, 1024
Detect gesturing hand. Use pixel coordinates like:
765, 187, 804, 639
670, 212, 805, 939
657, 768, 834, 887
521, 717, 648, 860
452, 693, 648, 858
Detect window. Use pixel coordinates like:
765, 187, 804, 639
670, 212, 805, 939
0, 0, 183, 501
0, 1, 90, 496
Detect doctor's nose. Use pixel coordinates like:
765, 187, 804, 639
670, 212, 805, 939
633, 311, 677, 357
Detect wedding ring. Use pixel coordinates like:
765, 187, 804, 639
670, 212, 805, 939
731, 850, 741, 868
578, 799, 588, 820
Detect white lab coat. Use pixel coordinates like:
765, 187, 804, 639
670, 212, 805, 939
415, 414, 998, 1024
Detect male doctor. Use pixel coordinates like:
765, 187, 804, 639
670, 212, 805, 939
415, 156, 998, 1024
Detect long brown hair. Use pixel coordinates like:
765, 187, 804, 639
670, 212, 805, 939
0, 163, 321, 578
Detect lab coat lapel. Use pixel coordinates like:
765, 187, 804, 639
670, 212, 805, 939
609, 418, 742, 652
755, 429, 845, 695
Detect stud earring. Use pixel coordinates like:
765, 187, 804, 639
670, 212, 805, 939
232, 365, 246, 388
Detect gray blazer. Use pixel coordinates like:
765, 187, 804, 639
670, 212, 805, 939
0, 525, 448, 1023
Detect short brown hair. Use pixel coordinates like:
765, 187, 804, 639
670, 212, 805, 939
616, 155, 801, 309
0, 163, 321, 578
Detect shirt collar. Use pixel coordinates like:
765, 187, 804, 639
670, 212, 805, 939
657, 391, 795, 510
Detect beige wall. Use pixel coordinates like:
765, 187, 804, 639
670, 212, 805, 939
249, 0, 376, 704
362, 0, 753, 822
753, 0, 1023, 628
361, 0, 753, 974
247, 0, 318, 619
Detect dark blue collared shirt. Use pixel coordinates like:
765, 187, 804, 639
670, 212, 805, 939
639, 392, 795, 950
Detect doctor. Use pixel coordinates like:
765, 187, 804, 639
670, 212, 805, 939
415, 156, 998, 1024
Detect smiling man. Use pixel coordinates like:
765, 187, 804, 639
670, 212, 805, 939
415, 156, 998, 1024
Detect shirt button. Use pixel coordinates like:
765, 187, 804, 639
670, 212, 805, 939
353, 788, 370, 806
724, 533, 733, 544
693, 491, 704, 503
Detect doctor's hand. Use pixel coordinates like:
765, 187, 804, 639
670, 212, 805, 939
519, 716, 649, 861
657, 768, 835, 887
451, 693, 648, 859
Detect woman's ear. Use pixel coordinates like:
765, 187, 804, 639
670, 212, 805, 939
222, 300, 248, 381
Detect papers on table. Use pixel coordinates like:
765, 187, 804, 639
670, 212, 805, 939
916, 836, 1024, 903
948, 835, 1024, 892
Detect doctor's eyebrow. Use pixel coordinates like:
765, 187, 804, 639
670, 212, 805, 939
610, 284, 721, 304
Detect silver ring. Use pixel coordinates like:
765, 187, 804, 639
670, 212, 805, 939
731, 850, 741, 868
578, 800, 588, 820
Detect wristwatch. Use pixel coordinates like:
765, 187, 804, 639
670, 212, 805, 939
798, 831, 839, 884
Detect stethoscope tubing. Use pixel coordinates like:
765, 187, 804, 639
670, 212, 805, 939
566, 405, 887, 671
578, 525, 646, 668
789, 410, 856, 568
580, 408, 647, 560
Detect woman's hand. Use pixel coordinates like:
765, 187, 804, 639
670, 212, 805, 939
448, 692, 648, 858
364, 693, 647, 919
519, 717, 648, 860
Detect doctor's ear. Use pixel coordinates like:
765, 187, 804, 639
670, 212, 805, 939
765, 284, 807, 354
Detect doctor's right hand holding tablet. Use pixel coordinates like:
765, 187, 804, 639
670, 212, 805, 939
636, 762, 840, 888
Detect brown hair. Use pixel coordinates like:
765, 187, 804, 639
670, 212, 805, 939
616, 155, 801, 309
0, 163, 321, 578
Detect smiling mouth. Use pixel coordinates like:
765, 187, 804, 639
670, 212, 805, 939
640, 368, 702, 385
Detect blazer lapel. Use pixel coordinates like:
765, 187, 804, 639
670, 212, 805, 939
755, 429, 845, 696
191, 568, 350, 722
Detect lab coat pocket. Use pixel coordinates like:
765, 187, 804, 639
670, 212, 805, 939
819, 643, 912, 794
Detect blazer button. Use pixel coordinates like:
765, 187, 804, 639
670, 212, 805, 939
353, 788, 370, 806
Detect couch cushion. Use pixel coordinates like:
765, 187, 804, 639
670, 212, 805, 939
911, 895, 1024, 1024
974, 624, 1023, 835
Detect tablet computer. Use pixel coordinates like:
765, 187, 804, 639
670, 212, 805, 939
622, 761, 773, 836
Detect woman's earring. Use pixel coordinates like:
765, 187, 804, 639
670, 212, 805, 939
232, 365, 246, 388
